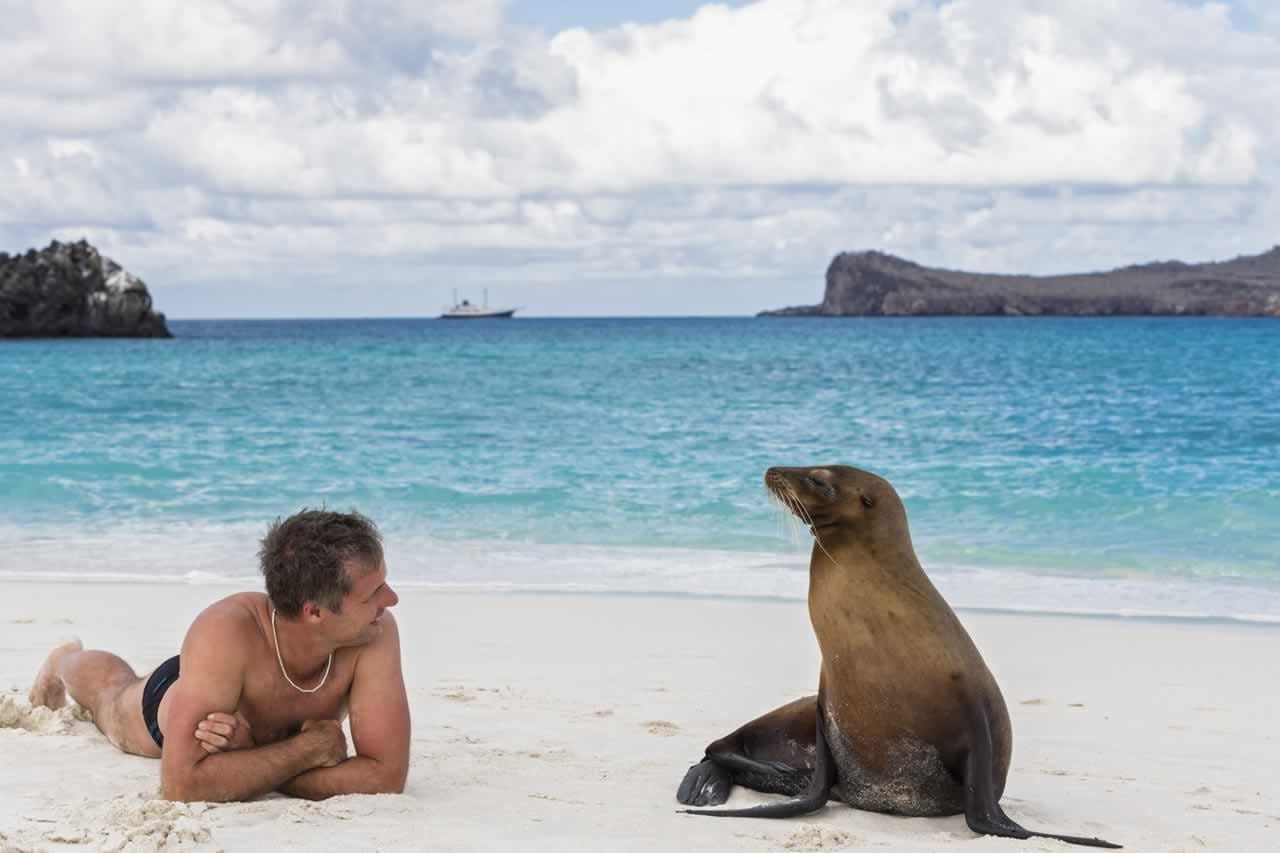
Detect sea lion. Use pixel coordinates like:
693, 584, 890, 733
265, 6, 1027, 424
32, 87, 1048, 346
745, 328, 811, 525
676, 465, 1120, 849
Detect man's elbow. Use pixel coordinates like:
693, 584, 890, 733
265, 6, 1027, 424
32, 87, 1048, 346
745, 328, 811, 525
163, 781, 240, 804
370, 761, 408, 795
364, 780, 405, 795
161, 769, 229, 804
160, 777, 200, 803
372, 775, 406, 796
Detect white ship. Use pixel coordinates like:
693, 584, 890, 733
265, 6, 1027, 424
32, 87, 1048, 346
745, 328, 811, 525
440, 290, 519, 319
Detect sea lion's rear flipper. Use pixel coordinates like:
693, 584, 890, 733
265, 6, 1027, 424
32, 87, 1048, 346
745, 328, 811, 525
682, 704, 834, 818
676, 695, 818, 807
677, 758, 733, 807
963, 714, 1122, 849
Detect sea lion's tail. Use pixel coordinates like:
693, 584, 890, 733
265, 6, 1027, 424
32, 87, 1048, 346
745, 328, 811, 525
1027, 831, 1122, 849
681, 705, 835, 819
963, 710, 1122, 848
969, 810, 1122, 850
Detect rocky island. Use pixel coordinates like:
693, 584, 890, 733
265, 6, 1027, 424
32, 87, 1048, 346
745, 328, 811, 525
1, 239, 171, 338
761, 246, 1280, 317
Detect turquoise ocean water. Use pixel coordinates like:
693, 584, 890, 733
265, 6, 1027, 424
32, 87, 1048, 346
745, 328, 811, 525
2, 317, 1277, 622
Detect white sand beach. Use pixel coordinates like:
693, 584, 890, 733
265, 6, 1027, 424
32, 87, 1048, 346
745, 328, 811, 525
1, 581, 1276, 853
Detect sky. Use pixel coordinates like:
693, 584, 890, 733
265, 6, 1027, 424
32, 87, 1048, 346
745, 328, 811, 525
2, 0, 1278, 318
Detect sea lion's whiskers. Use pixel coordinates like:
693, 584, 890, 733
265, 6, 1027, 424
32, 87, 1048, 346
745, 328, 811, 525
776, 486, 804, 521
779, 485, 844, 570
770, 488, 809, 545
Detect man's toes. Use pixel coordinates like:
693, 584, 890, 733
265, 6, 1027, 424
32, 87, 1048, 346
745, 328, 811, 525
27, 638, 82, 709
28, 671, 67, 709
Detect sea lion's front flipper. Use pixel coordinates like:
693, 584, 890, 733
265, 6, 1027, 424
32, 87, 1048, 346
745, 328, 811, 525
963, 714, 1122, 849
682, 704, 834, 819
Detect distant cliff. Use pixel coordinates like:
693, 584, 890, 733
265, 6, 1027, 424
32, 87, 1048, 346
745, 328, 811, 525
0, 240, 171, 338
760, 247, 1280, 317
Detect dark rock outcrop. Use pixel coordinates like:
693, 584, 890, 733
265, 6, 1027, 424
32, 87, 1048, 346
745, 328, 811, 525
761, 247, 1280, 317
0, 240, 171, 338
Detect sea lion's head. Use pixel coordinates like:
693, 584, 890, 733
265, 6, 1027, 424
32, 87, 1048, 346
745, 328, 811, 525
764, 465, 904, 539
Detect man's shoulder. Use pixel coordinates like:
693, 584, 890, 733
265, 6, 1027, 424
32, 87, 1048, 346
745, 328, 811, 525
183, 592, 265, 654
349, 610, 403, 670
208, 591, 266, 616
201, 591, 265, 626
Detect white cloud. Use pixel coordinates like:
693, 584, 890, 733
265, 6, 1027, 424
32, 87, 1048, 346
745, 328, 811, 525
0, 0, 506, 90
1, 0, 1277, 316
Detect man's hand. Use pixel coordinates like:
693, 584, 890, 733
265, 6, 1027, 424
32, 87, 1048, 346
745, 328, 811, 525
275, 612, 409, 800
195, 711, 255, 754
300, 719, 349, 768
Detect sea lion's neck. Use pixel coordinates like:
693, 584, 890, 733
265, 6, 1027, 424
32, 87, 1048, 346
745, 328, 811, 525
806, 528, 961, 640
808, 527, 972, 661
808, 526, 931, 591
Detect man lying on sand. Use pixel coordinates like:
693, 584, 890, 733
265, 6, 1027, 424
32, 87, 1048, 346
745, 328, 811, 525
27, 509, 409, 802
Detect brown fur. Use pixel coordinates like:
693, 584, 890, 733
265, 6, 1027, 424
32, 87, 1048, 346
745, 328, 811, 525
772, 464, 1010, 814
681, 466, 1119, 848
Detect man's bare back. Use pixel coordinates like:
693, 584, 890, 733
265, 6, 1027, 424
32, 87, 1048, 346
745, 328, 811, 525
28, 510, 410, 802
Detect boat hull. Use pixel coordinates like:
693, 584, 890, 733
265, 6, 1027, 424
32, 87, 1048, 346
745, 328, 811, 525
439, 309, 517, 319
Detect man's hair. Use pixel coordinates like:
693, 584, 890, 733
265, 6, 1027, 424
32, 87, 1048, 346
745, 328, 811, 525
258, 509, 384, 617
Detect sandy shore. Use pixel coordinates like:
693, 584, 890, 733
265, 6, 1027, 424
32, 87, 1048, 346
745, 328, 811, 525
1, 581, 1276, 852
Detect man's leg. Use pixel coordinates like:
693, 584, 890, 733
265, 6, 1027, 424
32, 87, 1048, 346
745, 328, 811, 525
29, 640, 162, 758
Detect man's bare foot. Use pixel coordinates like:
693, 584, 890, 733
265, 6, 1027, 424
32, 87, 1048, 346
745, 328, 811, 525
28, 638, 83, 709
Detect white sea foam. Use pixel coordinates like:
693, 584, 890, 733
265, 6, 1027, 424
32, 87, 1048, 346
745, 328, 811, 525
1, 523, 1277, 626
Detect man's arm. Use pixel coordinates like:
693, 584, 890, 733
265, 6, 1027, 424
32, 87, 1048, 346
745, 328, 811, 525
280, 611, 411, 799
160, 605, 344, 802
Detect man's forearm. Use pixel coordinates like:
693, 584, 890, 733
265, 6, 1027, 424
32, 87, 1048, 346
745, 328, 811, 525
280, 756, 406, 800
163, 735, 321, 802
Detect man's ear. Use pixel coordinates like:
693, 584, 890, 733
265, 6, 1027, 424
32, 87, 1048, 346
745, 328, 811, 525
301, 601, 325, 622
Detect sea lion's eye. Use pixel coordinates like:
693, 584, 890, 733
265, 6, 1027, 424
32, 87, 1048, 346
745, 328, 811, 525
861, 495, 875, 508
806, 476, 834, 495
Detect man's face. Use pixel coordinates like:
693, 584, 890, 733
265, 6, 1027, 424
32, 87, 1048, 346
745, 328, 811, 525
327, 557, 399, 647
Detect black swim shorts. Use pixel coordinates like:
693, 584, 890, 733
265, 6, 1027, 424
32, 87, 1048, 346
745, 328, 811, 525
141, 655, 180, 748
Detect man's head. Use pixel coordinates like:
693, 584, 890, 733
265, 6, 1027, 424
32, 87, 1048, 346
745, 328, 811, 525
259, 508, 388, 621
